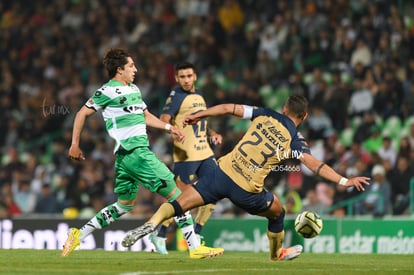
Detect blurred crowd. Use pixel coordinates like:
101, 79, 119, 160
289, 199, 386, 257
1, 0, 414, 220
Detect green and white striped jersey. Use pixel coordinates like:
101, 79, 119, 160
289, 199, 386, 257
86, 79, 149, 153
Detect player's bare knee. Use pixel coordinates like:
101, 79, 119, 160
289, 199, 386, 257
176, 188, 204, 211
268, 201, 283, 219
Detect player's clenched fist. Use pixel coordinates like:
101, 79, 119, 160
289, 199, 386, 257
68, 145, 85, 161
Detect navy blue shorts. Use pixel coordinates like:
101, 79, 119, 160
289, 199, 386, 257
193, 166, 274, 215
173, 157, 217, 184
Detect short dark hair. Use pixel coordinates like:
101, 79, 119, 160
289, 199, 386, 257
286, 95, 308, 119
103, 48, 131, 78
175, 61, 196, 74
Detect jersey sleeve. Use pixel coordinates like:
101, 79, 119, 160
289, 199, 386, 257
291, 131, 311, 155
162, 90, 184, 117
85, 89, 112, 111
251, 106, 270, 120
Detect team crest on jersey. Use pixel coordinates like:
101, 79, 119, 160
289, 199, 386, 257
297, 132, 304, 138
169, 90, 176, 96
88, 98, 95, 104
120, 96, 127, 104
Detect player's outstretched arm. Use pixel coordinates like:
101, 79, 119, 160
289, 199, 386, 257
300, 153, 370, 191
144, 109, 184, 142
184, 104, 245, 126
68, 106, 95, 161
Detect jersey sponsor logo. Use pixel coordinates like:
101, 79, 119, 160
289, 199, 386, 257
123, 104, 145, 114
256, 123, 286, 153
192, 102, 206, 108
231, 159, 252, 182
193, 143, 208, 151
268, 126, 289, 142
257, 122, 289, 142
88, 98, 95, 104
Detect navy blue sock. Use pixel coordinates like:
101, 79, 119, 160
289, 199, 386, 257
170, 200, 184, 216
194, 223, 202, 234
268, 208, 285, 233
157, 225, 168, 238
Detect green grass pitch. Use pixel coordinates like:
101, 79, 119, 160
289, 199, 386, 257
0, 250, 413, 275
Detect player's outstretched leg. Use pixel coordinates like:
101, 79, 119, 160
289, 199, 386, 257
61, 228, 81, 257
122, 223, 155, 247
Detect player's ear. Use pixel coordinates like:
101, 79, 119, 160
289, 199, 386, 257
281, 105, 287, 115
302, 112, 308, 121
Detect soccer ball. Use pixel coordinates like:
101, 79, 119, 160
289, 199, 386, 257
294, 210, 323, 238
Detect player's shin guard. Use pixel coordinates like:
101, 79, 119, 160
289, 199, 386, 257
194, 203, 215, 234
80, 202, 132, 240
148, 203, 176, 226
174, 211, 200, 250
267, 230, 285, 261
267, 208, 286, 260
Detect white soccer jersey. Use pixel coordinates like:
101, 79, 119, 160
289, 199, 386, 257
86, 79, 149, 152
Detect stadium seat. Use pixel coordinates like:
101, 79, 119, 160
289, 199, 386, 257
382, 116, 402, 138
259, 84, 290, 111
403, 116, 414, 132
350, 116, 363, 130
339, 127, 355, 147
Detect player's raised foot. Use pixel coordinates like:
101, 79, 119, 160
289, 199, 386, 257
149, 232, 168, 255
189, 244, 224, 259
278, 245, 303, 261
61, 228, 81, 257
122, 223, 155, 247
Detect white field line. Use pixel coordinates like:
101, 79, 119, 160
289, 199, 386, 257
119, 268, 282, 275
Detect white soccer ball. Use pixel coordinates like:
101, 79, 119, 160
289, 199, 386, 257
294, 210, 323, 238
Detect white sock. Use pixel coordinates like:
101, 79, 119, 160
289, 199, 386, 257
79, 217, 101, 241
79, 202, 129, 241
174, 211, 200, 250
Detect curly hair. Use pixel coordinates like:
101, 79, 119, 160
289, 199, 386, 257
103, 48, 131, 78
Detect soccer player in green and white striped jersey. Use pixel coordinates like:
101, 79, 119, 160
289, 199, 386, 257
62, 48, 224, 259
